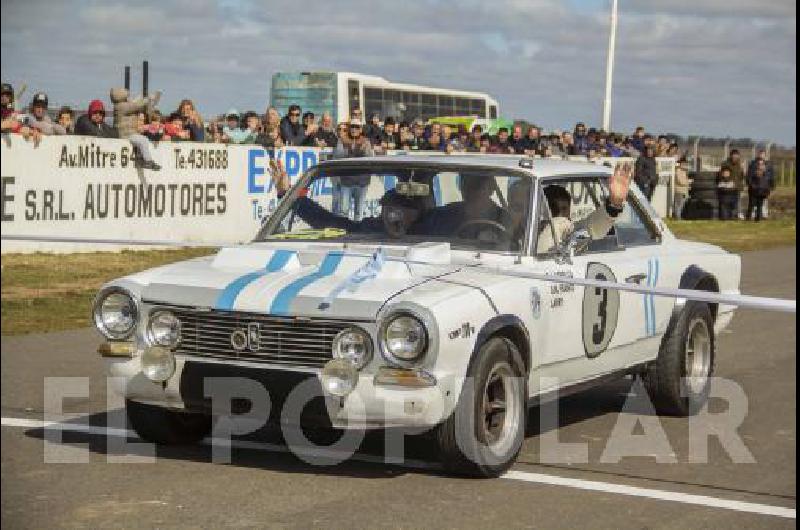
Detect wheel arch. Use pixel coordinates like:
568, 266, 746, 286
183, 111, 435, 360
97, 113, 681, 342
470, 315, 531, 374
678, 265, 720, 321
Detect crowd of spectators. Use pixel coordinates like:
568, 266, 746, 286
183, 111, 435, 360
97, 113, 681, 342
0, 82, 777, 220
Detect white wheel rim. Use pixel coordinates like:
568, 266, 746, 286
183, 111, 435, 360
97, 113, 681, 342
481, 362, 521, 450
685, 317, 712, 395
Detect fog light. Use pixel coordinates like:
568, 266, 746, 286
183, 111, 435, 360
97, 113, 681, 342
320, 358, 358, 397
141, 345, 175, 383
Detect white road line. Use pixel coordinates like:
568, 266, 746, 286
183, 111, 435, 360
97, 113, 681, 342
2, 416, 795, 519
502, 470, 795, 519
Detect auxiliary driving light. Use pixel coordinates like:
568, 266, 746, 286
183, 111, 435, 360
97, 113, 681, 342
320, 358, 358, 397
141, 345, 176, 383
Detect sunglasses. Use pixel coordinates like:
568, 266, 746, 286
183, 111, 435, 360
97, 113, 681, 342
290, 112, 300, 117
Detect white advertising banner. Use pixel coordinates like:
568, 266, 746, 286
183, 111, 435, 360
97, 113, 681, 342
0, 134, 326, 253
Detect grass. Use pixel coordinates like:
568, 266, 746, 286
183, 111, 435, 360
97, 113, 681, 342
665, 218, 796, 252
1, 248, 213, 336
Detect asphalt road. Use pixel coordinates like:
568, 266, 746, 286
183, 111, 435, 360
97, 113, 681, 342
2, 247, 796, 529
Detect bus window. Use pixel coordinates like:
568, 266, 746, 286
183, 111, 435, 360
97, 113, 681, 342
348, 79, 360, 118
455, 98, 470, 116
403, 91, 420, 121
421, 93, 437, 120
489, 105, 498, 119
438, 95, 455, 116
471, 99, 486, 118
364, 86, 382, 119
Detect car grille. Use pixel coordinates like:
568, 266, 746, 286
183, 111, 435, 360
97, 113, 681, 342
172, 308, 351, 368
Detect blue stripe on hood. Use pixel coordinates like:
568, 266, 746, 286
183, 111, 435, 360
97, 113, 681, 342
215, 250, 295, 310
269, 251, 344, 315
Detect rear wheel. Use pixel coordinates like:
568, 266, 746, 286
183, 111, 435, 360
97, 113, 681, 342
126, 399, 213, 445
434, 337, 526, 477
645, 302, 715, 416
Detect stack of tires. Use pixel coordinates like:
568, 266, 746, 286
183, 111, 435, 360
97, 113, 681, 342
683, 171, 718, 220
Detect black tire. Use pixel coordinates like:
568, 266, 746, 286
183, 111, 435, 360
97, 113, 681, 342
692, 171, 718, 183
683, 199, 718, 220
690, 190, 720, 201
433, 337, 526, 478
645, 302, 715, 416
126, 399, 213, 445
690, 183, 718, 194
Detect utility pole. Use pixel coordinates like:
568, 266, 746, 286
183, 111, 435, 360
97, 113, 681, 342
602, 0, 619, 132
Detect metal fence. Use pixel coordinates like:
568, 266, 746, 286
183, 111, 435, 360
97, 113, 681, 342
678, 139, 796, 187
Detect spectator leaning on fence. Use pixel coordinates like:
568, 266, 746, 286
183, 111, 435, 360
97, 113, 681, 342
74, 99, 118, 138
312, 112, 337, 148
110, 87, 162, 170
56, 106, 74, 134
280, 104, 305, 146
26, 92, 67, 136
1, 83, 38, 141
164, 112, 190, 141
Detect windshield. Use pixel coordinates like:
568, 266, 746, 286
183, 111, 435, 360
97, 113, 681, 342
257, 164, 532, 252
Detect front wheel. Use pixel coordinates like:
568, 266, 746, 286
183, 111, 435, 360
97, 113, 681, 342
645, 302, 715, 416
126, 399, 213, 445
434, 337, 526, 478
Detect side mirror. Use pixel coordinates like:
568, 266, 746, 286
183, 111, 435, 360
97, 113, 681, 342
555, 229, 591, 265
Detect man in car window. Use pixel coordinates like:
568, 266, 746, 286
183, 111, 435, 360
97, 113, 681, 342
507, 163, 632, 253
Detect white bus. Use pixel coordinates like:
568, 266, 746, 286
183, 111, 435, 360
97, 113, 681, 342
270, 72, 500, 124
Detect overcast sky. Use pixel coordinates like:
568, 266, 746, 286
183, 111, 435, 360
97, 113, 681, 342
1, 0, 796, 145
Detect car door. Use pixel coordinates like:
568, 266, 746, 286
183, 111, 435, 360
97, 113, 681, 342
525, 175, 661, 391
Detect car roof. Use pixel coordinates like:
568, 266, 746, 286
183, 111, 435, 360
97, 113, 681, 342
317, 153, 614, 178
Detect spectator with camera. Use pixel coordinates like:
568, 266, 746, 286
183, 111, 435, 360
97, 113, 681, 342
177, 99, 205, 141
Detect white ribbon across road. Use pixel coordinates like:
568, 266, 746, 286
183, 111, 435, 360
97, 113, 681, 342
2, 234, 796, 314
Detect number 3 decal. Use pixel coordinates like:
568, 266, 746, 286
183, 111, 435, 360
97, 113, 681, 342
582, 262, 620, 358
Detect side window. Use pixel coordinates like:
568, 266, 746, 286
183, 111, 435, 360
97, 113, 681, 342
534, 177, 619, 258
614, 199, 659, 247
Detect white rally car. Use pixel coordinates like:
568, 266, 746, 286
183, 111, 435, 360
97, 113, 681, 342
94, 155, 740, 476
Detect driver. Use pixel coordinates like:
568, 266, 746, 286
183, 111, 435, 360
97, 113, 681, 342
412, 173, 512, 238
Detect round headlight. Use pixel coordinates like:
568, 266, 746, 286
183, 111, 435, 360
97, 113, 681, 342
320, 358, 358, 397
147, 310, 181, 348
141, 345, 176, 383
93, 288, 138, 340
332, 327, 373, 369
382, 314, 428, 363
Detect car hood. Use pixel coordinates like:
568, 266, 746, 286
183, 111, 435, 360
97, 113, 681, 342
133, 242, 465, 320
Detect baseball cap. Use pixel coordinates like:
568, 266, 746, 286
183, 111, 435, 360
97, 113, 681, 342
1, 83, 12, 95
225, 108, 240, 119
32, 92, 48, 107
